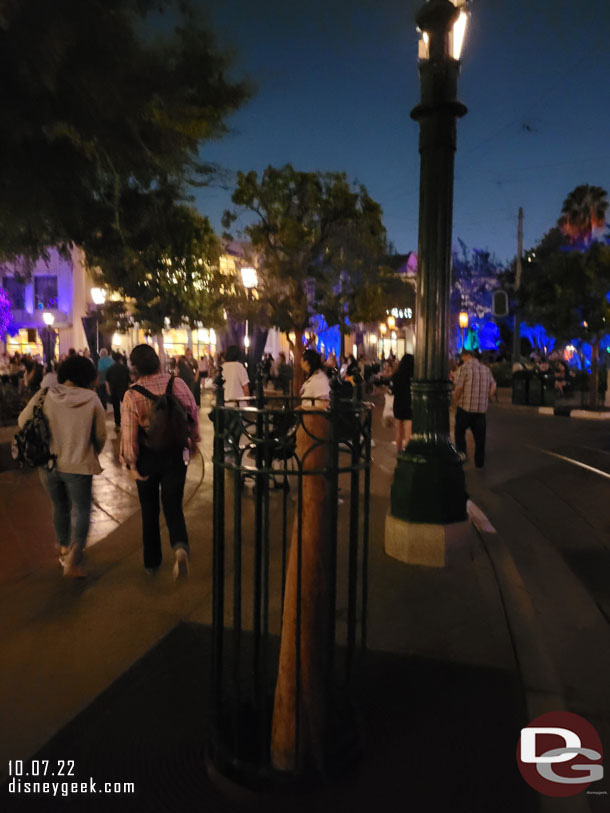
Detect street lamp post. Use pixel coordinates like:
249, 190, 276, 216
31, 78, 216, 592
386, 0, 469, 560
90, 287, 107, 359
241, 266, 258, 371
40, 311, 57, 365
459, 310, 469, 351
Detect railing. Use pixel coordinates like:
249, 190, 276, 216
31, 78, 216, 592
209, 367, 372, 787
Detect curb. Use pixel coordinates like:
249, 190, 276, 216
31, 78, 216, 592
538, 406, 610, 420
467, 501, 595, 812
467, 500, 565, 720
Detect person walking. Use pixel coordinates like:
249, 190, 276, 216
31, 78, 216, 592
105, 352, 131, 431
96, 348, 113, 410
18, 355, 106, 578
452, 349, 496, 468
221, 345, 250, 403
120, 344, 200, 579
391, 353, 414, 451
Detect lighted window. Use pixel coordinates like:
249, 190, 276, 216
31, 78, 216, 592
34, 275, 58, 310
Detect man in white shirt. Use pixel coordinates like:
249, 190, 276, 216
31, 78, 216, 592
222, 345, 250, 403
452, 349, 496, 468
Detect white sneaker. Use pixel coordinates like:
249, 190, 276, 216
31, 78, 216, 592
173, 547, 190, 580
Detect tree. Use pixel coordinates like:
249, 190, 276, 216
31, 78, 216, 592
520, 227, 610, 407
558, 185, 608, 246
89, 203, 227, 353
0, 0, 249, 271
222, 165, 398, 392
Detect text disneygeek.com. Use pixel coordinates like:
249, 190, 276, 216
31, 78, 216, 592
7, 761, 135, 798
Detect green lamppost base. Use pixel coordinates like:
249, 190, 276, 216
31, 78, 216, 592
390, 441, 467, 525
386, 440, 469, 568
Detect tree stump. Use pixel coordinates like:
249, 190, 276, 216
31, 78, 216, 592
271, 411, 332, 773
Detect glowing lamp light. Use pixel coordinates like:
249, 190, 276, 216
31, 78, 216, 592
241, 266, 258, 289
112, 333, 121, 346
387, 315, 396, 329
451, 8, 468, 59
458, 311, 469, 329
370, 334, 378, 345
244, 335, 250, 349
418, 0, 468, 61
379, 323, 388, 335
42, 311, 55, 326
91, 287, 106, 305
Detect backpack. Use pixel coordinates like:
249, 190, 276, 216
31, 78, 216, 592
131, 376, 191, 454
11, 388, 57, 469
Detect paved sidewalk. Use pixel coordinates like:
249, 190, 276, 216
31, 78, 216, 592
1, 393, 597, 812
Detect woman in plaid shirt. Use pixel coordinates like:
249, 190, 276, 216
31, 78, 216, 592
120, 345, 200, 579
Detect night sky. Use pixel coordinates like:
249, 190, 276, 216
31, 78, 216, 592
192, 0, 610, 265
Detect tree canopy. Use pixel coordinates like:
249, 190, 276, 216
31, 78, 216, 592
223, 164, 401, 386
0, 0, 249, 273
557, 184, 608, 246
90, 201, 227, 336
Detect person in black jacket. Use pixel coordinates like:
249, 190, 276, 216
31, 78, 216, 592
105, 352, 131, 431
391, 353, 414, 451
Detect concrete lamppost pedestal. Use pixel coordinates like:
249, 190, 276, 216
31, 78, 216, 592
385, 0, 470, 567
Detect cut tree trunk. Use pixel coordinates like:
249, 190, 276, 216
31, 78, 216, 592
271, 412, 331, 773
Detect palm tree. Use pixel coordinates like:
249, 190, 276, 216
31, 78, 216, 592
558, 185, 608, 245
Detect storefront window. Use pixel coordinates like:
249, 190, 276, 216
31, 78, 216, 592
6, 328, 42, 357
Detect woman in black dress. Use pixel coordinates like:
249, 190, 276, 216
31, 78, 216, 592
391, 353, 414, 451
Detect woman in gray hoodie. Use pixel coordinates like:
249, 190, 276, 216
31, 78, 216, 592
18, 355, 106, 577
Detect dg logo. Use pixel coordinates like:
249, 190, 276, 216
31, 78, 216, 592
517, 711, 605, 797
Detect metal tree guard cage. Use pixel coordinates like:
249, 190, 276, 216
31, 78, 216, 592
209, 367, 372, 788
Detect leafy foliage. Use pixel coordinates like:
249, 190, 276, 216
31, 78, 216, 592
89, 203, 226, 334
0, 0, 249, 280
519, 228, 610, 345
558, 185, 608, 246
223, 164, 398, 339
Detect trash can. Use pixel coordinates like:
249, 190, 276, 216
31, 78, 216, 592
512, 370, 529, 405
209, 367, 372, 788
528, 374, 543, 406
541, 374, 555, 407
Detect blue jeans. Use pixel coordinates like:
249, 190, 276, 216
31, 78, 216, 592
40, 469, 93, 555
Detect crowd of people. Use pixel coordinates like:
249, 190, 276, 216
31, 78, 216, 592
9, 337, 502, 584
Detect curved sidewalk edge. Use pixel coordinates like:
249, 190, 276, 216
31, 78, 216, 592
467, 500, 594, 813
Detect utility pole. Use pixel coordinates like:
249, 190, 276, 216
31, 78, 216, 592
512, 207, 523, 364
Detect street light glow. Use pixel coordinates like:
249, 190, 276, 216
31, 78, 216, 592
459, 311, 469, 329
417, 0, 468, 61
241, 266, 258, 289
42, 311, 55, 326
451, 10, 468, 60
91, 287, 106, 305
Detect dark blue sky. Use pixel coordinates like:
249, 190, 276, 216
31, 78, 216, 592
192, 0, 610, 264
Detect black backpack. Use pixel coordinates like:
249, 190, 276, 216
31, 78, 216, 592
131, 377, 191, 454
11, 388, 57, 469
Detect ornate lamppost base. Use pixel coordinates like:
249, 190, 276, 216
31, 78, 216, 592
385, 510, 471, 568
385, 440, 469, 567
390, 443, 467, 525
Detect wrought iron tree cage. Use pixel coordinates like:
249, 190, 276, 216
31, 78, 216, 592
208, 366, 372, 788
